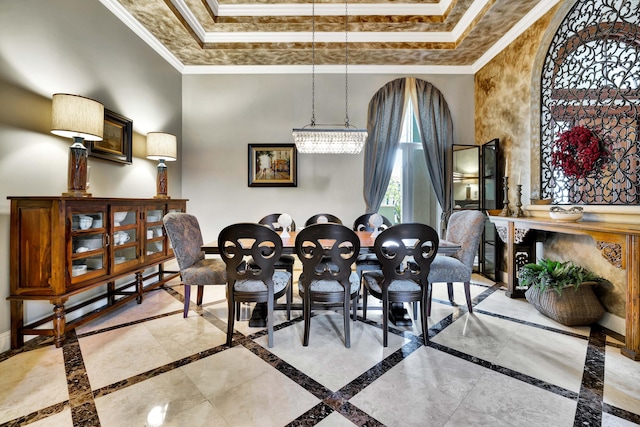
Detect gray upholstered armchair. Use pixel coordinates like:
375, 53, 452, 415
163, 213, 227, 318
427, 210, 486, 315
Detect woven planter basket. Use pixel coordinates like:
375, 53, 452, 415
524, 282, 605, 326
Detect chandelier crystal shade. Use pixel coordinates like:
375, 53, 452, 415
292, 128, 367, 154
292, 0, 367, 154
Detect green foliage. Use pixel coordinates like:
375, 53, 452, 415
383, 177, 402, 223
518, 258, 601, 295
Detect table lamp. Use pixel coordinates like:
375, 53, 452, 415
146, 132, 177, 199
51, 94, 104, 197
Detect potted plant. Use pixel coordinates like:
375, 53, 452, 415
518, 258, 605, 326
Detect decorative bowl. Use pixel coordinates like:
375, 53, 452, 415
79, 217, 93, 230
549, 206, 583, 222
77, 237, 102, 250
114, 212, 127, 226
72, 265, 87, 277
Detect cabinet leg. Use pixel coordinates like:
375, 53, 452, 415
136, 271, 143, 304
107, 282, 116, 306
52, 300, 67, 348
10, 300, 24, 349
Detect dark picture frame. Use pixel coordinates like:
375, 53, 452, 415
86, 109, 133, 164
248, 144, 297, 187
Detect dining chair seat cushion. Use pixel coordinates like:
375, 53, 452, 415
362, 270, 421, 293
356, 253, 379, 263
275, 254, 296, 265
427, 256, 472, 283
181, 258, 227, 286
234, 271, 291, 293
298, 271, 360, 294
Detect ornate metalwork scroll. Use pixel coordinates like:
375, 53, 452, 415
540, 0, 640, 205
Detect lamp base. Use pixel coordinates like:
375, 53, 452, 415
64, 138, 91, 198
63, 190, 92, 197
155, 162, 170, 199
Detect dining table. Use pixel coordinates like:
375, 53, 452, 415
202, 230, 462, 327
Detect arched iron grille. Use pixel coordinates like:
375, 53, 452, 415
540, 0, 640, 204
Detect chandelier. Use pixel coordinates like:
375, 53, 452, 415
292, 0, 367, 154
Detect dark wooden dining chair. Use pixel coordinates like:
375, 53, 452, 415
352, 213, 392, 232
258, 213, 296, 319
163, 213, 227, 318
362, 223, 439, 346
295, 223, 360, 348
218, 223, 291, 348
304, 213, 343, 226
427, 210, 486, 315
352, 213, 393, 282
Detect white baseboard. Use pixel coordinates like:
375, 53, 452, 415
598, 312, 625, 336
0, 330, 11, 353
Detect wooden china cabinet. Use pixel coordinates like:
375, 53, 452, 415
8, 196, 187, 349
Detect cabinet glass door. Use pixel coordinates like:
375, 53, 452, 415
145, 206, 165, 259
453, 145, 480, 211
480, 138, 502, 281
70, 209, 107, 283
112, 207, 140, 272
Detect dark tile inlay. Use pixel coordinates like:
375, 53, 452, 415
0, 401, 69, 427
62, 331, 101, 426
573, 327, 606, 427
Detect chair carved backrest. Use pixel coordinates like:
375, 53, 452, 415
373, 223, 439, 291
163, 213, 205, 271
259, 214, 297, 232
353, 213, 392, 232
295, 223, 360, 287
445, 210, 486, 268
218, 223, 283, 285
305, 213, 343, 227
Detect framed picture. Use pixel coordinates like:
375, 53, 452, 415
86, 109, 133, 164
248, 144, 297, 187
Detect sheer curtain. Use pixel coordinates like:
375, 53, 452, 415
411, 78, 454, 232
362, 78, 407, 213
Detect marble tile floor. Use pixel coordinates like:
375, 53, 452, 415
1, 274, 640, 427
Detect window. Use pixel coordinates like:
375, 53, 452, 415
540, 0, 640, 204
382, 101, 439, 226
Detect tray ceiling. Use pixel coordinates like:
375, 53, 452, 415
100, 0, 560, 73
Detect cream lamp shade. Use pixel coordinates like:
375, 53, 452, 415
51, 94, 104, 141
50, 93, 104, 197
146, 132, 177, 161
147, 132, 177, 199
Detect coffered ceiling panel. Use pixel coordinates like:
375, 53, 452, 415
100, 0, 560, 73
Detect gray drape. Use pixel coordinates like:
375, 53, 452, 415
362, 78, 406, 213
413, 79, 454, 232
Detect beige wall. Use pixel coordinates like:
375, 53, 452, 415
474, 2, 626, 320
181, 73, 474, 243
0, 0, 182, 349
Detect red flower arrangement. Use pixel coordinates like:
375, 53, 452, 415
551, 126, 607, 179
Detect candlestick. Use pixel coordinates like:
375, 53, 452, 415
512, 184, 525, 217
499, 176, 511, 217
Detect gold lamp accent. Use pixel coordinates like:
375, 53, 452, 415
51, 94, 104, 197
146, 132, 177, 199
